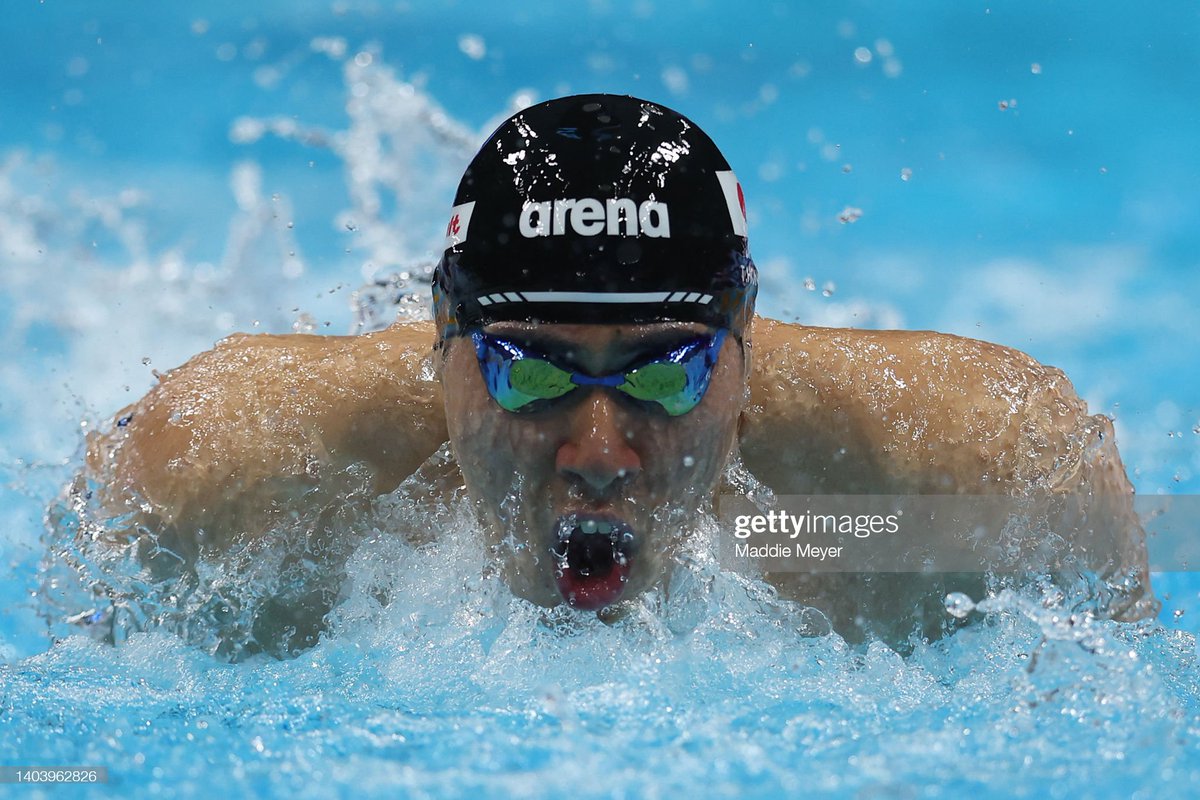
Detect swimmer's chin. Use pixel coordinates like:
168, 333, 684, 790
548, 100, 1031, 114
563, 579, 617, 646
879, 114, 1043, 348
505, 568, 657, 614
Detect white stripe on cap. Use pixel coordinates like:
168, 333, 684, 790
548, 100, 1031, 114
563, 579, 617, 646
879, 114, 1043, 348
476, 291, 715, 305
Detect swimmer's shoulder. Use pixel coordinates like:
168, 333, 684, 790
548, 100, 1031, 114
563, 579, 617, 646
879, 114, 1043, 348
204, 319, 438, 362
742, 316, 1085, 493
89, 320, 446, 532
749, 315, 1059, 390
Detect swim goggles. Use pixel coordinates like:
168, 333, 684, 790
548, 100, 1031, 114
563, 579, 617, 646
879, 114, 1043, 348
470, 328, 728, 416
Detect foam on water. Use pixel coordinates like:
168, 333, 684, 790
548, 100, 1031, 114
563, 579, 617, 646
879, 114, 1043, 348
3, 38, 1200, 799
16, 461, 1200, 797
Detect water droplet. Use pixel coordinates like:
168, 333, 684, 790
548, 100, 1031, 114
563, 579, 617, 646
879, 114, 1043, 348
837, 206, 862, 224
141, 357, 151, 366
1031, 63, 1042, 75
900, 167, 913, 181
419, 355, 437, 382
168, 411, 183, 425
292, 313, 318, 334
853, 47, 873, 64
66, 56, 89, 79
457, 33, 487, 61
822, 281, 836, 297
842, 163, 853, 174
803, 277, 816, 291
682, 455, 695, 468
662, 65, 689, 95
945, 592, 976, 618
1174, 609, 1186, 620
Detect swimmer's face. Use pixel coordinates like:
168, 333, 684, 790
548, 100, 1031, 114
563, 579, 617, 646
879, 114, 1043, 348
441, 322, 748, 611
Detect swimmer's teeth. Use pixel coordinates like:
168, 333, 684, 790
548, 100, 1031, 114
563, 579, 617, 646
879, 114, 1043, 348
597, 522, 613, 534
581, 520, 599, 533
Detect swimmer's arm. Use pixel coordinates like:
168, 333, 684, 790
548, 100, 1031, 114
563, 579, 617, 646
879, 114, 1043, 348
741, 317, 1146, 498
86, 321, 447, 547
739, 317, 1155, 620
740, 317, 1040, 495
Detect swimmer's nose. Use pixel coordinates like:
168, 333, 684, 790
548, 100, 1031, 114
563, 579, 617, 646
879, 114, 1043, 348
556, 392, 642, 495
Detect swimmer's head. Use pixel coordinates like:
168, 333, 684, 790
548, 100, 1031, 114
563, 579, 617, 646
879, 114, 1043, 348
432, 93, 757, 341
434, 95, 752, 614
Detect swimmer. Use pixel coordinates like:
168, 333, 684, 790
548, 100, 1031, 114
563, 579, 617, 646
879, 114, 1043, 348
84, 94, 1157, 645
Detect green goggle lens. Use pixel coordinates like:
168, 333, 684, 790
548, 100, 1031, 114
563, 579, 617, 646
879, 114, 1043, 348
619, 362, 688, 401
509, 359, 577, 400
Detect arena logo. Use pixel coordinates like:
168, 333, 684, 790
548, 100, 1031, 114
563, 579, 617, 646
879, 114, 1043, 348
518, 198, 671, 238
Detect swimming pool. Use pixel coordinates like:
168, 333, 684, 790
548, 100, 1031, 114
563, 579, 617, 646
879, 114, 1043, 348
2, 1, 1199, 796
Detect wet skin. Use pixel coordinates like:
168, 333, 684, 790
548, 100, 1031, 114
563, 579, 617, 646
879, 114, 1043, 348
439, 322, 747, 609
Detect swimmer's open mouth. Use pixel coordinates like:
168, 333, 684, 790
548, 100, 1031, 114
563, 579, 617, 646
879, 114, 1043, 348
552, 515, 637, 611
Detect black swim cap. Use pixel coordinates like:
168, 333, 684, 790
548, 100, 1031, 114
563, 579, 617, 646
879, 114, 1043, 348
432, 94, 757, 338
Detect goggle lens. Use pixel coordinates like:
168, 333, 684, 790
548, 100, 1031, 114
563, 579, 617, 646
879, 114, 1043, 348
471, 329, 726, 416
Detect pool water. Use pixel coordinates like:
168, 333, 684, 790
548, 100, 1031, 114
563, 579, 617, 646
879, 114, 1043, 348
2, 2, 1199, 797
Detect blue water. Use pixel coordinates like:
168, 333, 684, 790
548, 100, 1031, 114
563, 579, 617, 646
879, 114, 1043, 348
2, 1, 1199, 797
